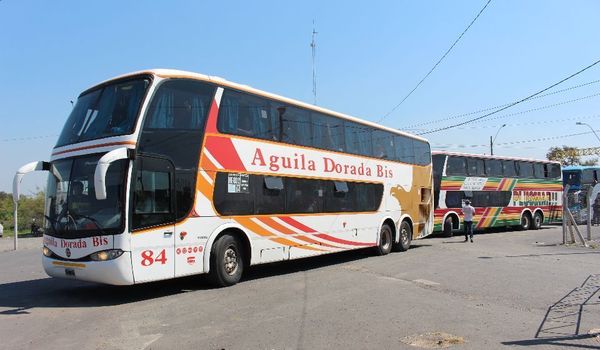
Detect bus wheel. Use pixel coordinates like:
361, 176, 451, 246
393, 221, 412, 252
532, 212, 543, 230
519, 213, 531, 231
376, 224, 393, 255
443, 217, 453, 237
209, 233, 244, 287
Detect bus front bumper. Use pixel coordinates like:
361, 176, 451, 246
42, 252, 134, 285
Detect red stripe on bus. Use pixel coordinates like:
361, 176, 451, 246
205, 99, 219, 134
205, 136, 246, 171
279, 216, 372, 246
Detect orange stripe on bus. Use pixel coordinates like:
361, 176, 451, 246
258, 217, 339, 248
235, 218, 324, 251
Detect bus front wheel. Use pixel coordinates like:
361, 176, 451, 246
209, 233, 244, 287
443, 217, 454, 237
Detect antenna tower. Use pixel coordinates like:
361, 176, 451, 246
311, 20, 318, 105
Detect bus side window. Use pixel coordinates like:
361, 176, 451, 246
312, 113, 345, 152
413, 140, 431, 165
485, 159, 503, 177
280, 107, 312, 147
372, 130, 394, 159
345, 122, 373, 157
519, 162, 534, 178
502, 160, 517, 177
446, 156, 467, 176
467, 158, 484, 176
394, 135, 415, 164
218, 90, 279, 141
533, 163, 545, 179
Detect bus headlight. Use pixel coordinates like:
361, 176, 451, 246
90, 249, 124, 261
42, 246, 52, 257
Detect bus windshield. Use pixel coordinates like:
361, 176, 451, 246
563, 171, 581, 186
45, 154, 127, 238
56, 78, 149, 147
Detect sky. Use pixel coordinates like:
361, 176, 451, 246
1, 0, 600, 194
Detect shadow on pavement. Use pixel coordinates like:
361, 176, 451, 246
502, 274, 600, 348
0, 246, 425, 312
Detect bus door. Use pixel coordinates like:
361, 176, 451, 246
130, 156, 176, 282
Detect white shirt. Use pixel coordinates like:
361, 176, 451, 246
0, 223, 3, 235
462, 205, 475, 221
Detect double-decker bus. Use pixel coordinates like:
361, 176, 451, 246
13, 69, 433, 286
562, 165, 600, 223
432, 151, 562, 237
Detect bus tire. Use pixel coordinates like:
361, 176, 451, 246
442, 217, 453, 237
375, 224, 393, 256
519, 212, 531, 231
209, 233, 244, 287
393, 221, 412, 252
532, 211, 543, 230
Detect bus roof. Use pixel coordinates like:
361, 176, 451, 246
91, 69, 429, 144
562, 165, 600, 171
432, 150, 561, 165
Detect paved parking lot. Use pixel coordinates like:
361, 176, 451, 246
0, 226, 599, 350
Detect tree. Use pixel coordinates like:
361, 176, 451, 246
547, 146, 584, 166
0, 190, 45, 232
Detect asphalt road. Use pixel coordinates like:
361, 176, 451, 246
0, 227, 599, 350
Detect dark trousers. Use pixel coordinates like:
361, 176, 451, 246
464, 221, 473, 240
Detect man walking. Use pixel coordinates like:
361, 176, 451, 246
462, 200, 476, 242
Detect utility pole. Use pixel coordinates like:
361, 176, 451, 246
489, 136, 493, 156
310, 20, 318, 105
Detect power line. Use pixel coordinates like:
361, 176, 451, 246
418, 57, 600, 135
432, 129, 600, 149
0, 134, 58, 143
413, 91, 600, 133
403, 79, 600, 129
379, 0, 493, 123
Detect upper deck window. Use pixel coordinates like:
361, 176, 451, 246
56, 78, 149, 147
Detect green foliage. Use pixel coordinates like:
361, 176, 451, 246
0, 190, 45, 232
547, 146, 586, 166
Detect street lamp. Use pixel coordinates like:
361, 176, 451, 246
490, 124, 506, 156
575, 121, 600, 144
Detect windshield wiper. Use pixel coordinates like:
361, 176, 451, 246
69, 211, 108, 236
43, 215, 59, 236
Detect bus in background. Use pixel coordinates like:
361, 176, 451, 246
562, 165, 600, 223
13, 69, 433, 287
432, 152, 562, 237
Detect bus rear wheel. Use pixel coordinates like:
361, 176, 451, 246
442, 217, 454, 237
519, 213, 531, 231
532, 211, 543, 230
375, 224, 393, 256
393, 221, 412, 252
209, 233, 244, 287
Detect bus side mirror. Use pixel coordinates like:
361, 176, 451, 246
94, 147, 134, 200
13, 161, 53, 203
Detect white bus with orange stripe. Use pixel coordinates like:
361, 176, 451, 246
14, 69, 433, 286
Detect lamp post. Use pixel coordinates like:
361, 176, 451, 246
490, 124, 506, 156
575, 121, 600, 144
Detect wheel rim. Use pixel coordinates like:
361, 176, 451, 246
522, 216, 529, 228
535, 215, 541, 227
223, 246, 239, 275
401, 227, 409, 245
381, 229, 391, 250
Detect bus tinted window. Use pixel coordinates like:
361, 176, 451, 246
445, 190, 511, 208
518, 162, 534, 178
372, 130, 395, 159
218, 90, 279, 141
414, 140, 431, 165
213, 173, 254, 216
281, 106, 312, 147
286, 178, 323, 213
312, 113, 345, 152
485, 159, 503, 177
547, 164, 561, 179
582, 169, 596, 183
345, 122, 373, 157
394, 135, 415, 164
467, 158, 485, 176
447, 157, 467, 176
255, 176, 285, 214
533, 163, 545, 179
502, 160, 517, 177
